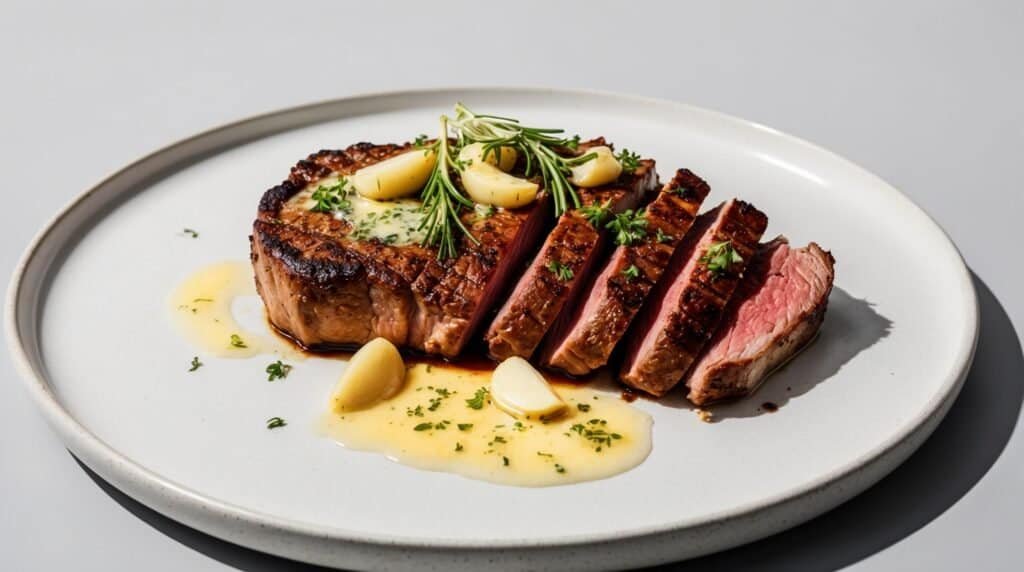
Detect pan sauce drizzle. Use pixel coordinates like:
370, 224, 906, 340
319, 364, 653, 487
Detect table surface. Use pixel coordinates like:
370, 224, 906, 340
2, 1, 1021, 570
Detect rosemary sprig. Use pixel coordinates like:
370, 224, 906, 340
417, 116, 476, 259
450, 103, 595, 217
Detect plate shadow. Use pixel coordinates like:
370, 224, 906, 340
74, 272, 1020, 572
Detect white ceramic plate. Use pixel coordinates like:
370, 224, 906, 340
5, 88, 978, 571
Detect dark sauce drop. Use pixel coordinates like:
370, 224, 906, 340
621, 388, 639, 402
761, 401, 779, 413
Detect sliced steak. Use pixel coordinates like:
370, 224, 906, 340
539, 169, 710, 375
619, 199, 768, 396
485, 154, 659, 361
686, 238, 835, 405
251, 141, 548, 357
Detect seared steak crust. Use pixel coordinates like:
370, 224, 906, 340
484, 151, 659, 361
686, 238, 835, 404
540, 169, 710, 375
251, 141, 546, 356
620, 199, 768, 396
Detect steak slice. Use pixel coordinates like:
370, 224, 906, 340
484, 153, 659, 361
251, 141, 548, 357
619, 199, 768, 396
539, 169, 710, 375
686, 238, 835, 405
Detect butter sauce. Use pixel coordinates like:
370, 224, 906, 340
293, 176, 426, 246
170, 263, 654, 487
169, 261, 301, 359
319, 365, 653, 487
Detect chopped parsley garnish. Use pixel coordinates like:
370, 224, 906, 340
265, 360, 292, 381
406, 405, 424, 417
428, 397, 443, 411
490, 435, 508, 444
310, 179, 351, 213
576, 403, 591, 413
655, 228, 673, 244
615, 148, 642, 173
457, 423, 474, 431
466, 387, 490, 410
578, 199, 612, 228
699, 240, 743, 277
182, 228, 199, 238
606, 209, 647, 246
570, 419, 622, 452
229, 334, 247, 349
622, 264, 641, 281
266, 417, 287, 429
188, 356, 203, 372
413, 133, 429, 148
669, 185, 690, 196
555, 463, 566, 474
502, 456, 510, 467
536, 451, 553, 457
413, 422, 433, 431
547, 260, 574, 281
455, 442, 464, 452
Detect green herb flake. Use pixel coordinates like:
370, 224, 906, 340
547, 260, 574, 282
413, 134, 429, 148
578, 200, 612, 228
622, 264, 641, 281
265, 360, 292, 381
502, 456, 510, 467
615, 148, 642, 173
188, 356, 203, 372
413, 422, 434, 432
576, 403, 591, 412
699, 240, 744, 277
182, 228, 199, 238
455, 442, 464, 452
555, 463, 566, 474
229, 334, 247, 349
266, 417, 287, 429
457, 423, 474, 431
466, 387, 490, 410
655, 228, 673, 244
310, 179, 352, 213
606, 209, 648, 246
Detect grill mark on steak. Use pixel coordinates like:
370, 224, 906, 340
619, 199, 768, 396
251, 141, 547, 357
484, 154, 659, 361
538, 169, 710, 375
685, 238, 835, 405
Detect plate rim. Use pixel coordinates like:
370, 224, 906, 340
4, 86, 980, 554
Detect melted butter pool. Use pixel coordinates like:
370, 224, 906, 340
293, 176, 426, 246
320, 364, 653, 487
169, 260, 301, 359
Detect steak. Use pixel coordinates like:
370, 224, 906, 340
484, 152, 658, 361
251, 141, 549, 357
539, 169, 710, 375
619, 199, 768, 396
686, 238, 835, 405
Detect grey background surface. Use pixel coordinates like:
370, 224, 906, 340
1, 1, 1021, 570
